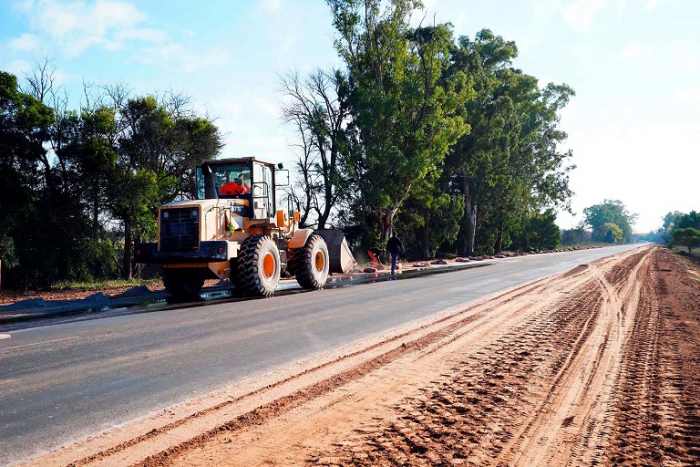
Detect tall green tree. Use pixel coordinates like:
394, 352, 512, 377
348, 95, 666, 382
328, 0, 469, 240
447, 29, 518, 255
447, 30, 574, 254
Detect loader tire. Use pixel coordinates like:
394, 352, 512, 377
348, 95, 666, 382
293, 234, 329, 290
162, 269, 204, 298
237, 235, 280, 297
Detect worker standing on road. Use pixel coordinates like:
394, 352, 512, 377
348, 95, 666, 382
386, 234, 404, 275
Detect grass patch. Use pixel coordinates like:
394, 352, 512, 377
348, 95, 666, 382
51, 278, 160, 291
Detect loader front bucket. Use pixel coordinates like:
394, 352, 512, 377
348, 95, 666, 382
316, 229, 356, 274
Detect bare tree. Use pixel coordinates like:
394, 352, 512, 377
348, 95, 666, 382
279, 68, 350, 229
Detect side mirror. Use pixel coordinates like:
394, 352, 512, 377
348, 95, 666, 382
277, 162, 284, 170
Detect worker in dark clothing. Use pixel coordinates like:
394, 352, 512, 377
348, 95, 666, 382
386, 234, 404, 275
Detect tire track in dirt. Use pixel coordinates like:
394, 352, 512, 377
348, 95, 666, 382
113, 246, 700, 467
27, 272, 584, 467
603, 249, 700, 466
127, 256, 617, 467
303, 249, 649, 466
143, 274, 584, 467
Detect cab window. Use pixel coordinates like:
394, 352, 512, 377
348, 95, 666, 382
196, 163, 252, 199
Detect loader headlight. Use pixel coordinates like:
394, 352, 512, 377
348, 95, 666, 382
191, 209, 199, 218
163, 211, 169, 219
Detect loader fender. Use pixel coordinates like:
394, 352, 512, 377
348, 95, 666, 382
287, 228, 315, 249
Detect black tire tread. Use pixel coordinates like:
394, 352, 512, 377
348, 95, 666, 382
236, 235, 280, 297
294, 234, 329, 290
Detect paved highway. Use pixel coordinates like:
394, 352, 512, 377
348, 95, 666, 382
0, 244, 644, 465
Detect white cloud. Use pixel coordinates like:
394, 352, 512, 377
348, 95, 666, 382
6, 59, 32, 75
11, 0, 165, 56
34, 0, 145, 39
9, 33, 42, 52
562, 0, 606, 31
644, 0, 679, 9
533, 0, 629, 31
11, 0, 36, 14
640, 42, 700, 74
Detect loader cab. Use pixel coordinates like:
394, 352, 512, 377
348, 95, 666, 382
195, 158, 276, 219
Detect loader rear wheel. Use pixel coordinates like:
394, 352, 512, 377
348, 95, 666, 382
293, 234, 329, 290
237, 235, 280, 297
162, 269, 204, 298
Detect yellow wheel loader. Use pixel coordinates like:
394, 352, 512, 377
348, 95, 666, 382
134, 157, 355, 298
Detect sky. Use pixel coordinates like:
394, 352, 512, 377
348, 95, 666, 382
1, 0, 698, 233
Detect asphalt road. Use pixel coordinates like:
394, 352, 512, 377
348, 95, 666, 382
0, 244, 645, 466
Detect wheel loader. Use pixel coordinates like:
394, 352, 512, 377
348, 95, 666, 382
134, 157, 355, 297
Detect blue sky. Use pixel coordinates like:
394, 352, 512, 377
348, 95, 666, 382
1, 0, 698, 232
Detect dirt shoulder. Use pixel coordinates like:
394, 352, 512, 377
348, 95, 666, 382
21, 246, 699, 467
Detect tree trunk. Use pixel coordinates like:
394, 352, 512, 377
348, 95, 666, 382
122, 218, 133, 280
422, 212, 430, 259
495, 227, 504, 254
463, 177, 477, 256
318, 183, 332, 230
379, 208, 397, 242
93, 187, 99, 240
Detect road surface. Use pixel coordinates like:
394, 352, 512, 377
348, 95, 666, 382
0, 245, 643, 466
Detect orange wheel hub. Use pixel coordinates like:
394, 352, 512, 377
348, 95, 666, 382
263, 252, 275, 279
314, 251, 325, 272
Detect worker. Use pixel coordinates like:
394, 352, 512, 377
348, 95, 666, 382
235, 175, 251, 194
386, 234, 404, 275
367, 246, 385, 269
221, 174, 250, 196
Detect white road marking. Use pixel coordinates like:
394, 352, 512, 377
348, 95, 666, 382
0, 333, 11, 340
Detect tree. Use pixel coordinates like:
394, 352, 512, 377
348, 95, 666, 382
447, 30, 574, 254
660, 211, 683, 243
106, 94, 222, 279
583, 200, 637, 243
677, 211, 700, 230
526, 209, 561, 251
1, 67, 222, 288
0, 70, 57, 288
399, 171, 464, 258
280, 69, 350, 229
328, 0, 469, 240
561, 226, 592, 246
672, 227, 700, 253
597, 222, 623, 244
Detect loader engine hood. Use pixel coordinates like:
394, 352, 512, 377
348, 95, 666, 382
159, 198, 252, 251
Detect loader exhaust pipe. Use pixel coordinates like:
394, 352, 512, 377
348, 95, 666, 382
202, 163, 218, 200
